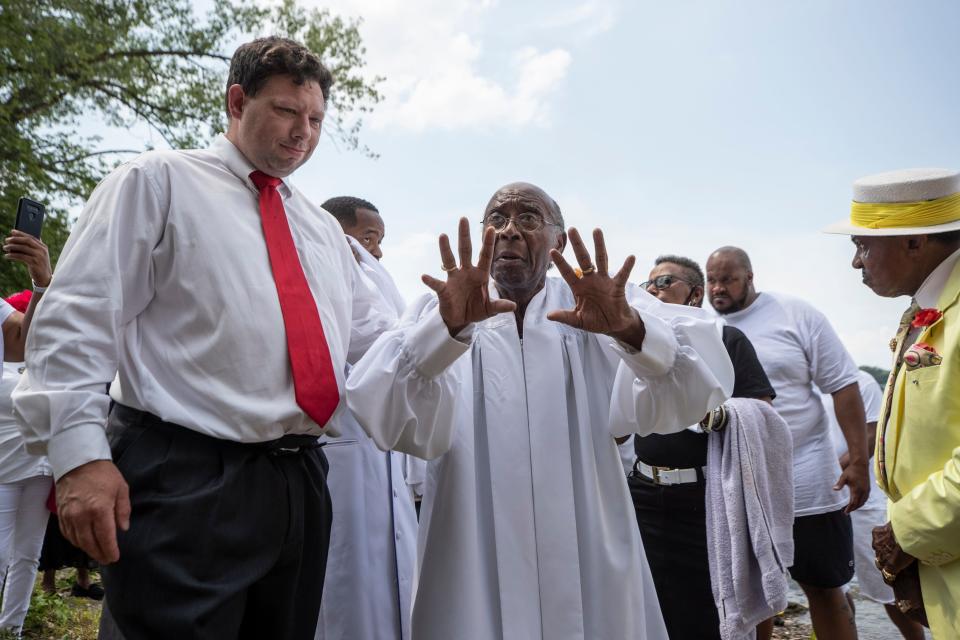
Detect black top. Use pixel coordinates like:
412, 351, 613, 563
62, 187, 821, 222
633, 325, 776, 469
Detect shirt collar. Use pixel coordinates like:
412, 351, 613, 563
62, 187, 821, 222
210, 135, 293, 199
915, 246, 960, 309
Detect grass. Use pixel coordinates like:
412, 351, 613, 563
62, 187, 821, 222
15, 569, 101, 640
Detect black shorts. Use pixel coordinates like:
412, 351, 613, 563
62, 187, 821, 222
788, 509, 855, 588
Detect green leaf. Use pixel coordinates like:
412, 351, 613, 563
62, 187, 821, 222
0, 0, 382, 291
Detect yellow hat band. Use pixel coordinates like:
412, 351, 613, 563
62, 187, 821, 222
850, 191, 960, 229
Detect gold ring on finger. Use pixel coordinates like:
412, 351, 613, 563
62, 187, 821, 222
574, 267, 584, 279
441, 263, 457, 272
580, 264, 596, 275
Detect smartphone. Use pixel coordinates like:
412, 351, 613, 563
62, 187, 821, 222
15, 197, 45, 238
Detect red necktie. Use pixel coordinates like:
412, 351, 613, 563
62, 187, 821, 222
250, 170, 340, 427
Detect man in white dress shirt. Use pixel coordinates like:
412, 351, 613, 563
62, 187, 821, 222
315, 195, 419, 640
346, 182, 735, 640
12, 37, 393, 639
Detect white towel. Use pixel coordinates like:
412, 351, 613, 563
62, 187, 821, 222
706, 398, 795, 640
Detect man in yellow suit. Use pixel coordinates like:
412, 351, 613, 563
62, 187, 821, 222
825, 168, 960, 637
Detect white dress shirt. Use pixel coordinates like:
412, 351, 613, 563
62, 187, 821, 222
915, 246, 960, 309
13, 135, 391, 479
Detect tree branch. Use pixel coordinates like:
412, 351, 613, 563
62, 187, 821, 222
94, 49, 231, 63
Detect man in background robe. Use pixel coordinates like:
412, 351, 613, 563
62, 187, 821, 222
316, 196, 422, 640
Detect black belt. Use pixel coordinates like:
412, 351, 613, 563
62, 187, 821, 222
110, 404, 322, 456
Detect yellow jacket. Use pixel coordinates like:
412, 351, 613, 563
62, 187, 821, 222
878, 258, 960, 638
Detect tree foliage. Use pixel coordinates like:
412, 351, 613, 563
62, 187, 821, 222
0, 0, 382, 293
859, 365, 890, 388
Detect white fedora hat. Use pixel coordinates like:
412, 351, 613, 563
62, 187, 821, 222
824, 168, 960, 236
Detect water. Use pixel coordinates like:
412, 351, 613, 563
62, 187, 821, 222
785, 580, 931, 639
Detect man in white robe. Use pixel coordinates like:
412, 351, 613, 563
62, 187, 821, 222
347, 183, 735, 639
316, 197, 423, 640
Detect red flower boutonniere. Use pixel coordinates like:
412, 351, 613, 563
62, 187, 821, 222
911, 308, 943, 329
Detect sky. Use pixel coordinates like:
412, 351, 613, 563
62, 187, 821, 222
104, 0, 960, 367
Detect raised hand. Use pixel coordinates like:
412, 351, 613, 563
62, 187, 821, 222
422, 217, 516, 336
3, 230, 52, 287
546, 228, 645, 349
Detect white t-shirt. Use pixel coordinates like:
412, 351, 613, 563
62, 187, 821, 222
0, 361, 50, 483
823, 369, 886, 512
722, 292, 860, 516
0, 299, 14, 368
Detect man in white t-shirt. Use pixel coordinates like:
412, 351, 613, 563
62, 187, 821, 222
706, 246, 869, 640
822, 370, 925, 640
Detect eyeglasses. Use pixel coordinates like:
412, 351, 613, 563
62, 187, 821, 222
481, 212, 562, 233
640, 274, 697, 290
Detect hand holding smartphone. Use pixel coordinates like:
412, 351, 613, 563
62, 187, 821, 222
5, 197, 52, 288
15, 197, 45, 238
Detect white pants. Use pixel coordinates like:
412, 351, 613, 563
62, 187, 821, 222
849, 505, 895, 604
0, 475, 53, 634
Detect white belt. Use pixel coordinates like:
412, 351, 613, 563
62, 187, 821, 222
634, 461, 702, 485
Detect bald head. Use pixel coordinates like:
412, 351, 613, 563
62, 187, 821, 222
709, 246, 753, 272
486, 182, 565, 229
705, 246, 757, 315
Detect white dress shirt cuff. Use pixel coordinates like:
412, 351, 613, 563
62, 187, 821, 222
609, 311, 679, 378
406, 307, 472, 378
48, 424, 112, 481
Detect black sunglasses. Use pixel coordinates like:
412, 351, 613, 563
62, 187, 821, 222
640, 274, 696, 290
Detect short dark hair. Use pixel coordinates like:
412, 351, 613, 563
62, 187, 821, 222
322, 196, 379, 228
225, 37, 334, 115
654, 254, 704, 289
548, 198, 566, 230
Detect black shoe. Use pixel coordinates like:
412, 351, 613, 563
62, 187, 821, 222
71, 582, 105, 601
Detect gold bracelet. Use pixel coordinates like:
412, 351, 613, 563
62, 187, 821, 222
701, 405, 727, 432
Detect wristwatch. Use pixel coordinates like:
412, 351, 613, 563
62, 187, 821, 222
700, 404, 728, 432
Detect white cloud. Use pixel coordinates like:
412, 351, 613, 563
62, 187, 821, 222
311, 0, 574, 131
538, 0, 618, 39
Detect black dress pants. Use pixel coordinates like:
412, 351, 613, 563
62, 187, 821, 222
629, 474, 721, 640
101, 405, 332, 640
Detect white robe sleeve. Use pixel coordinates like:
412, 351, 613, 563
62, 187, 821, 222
607, 286, 734, 438
345, 252, 402, 364
345, 294, 470, 459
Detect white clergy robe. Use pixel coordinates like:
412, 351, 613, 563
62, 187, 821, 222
347, 277, 734, 640
316, 237, 422, 640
